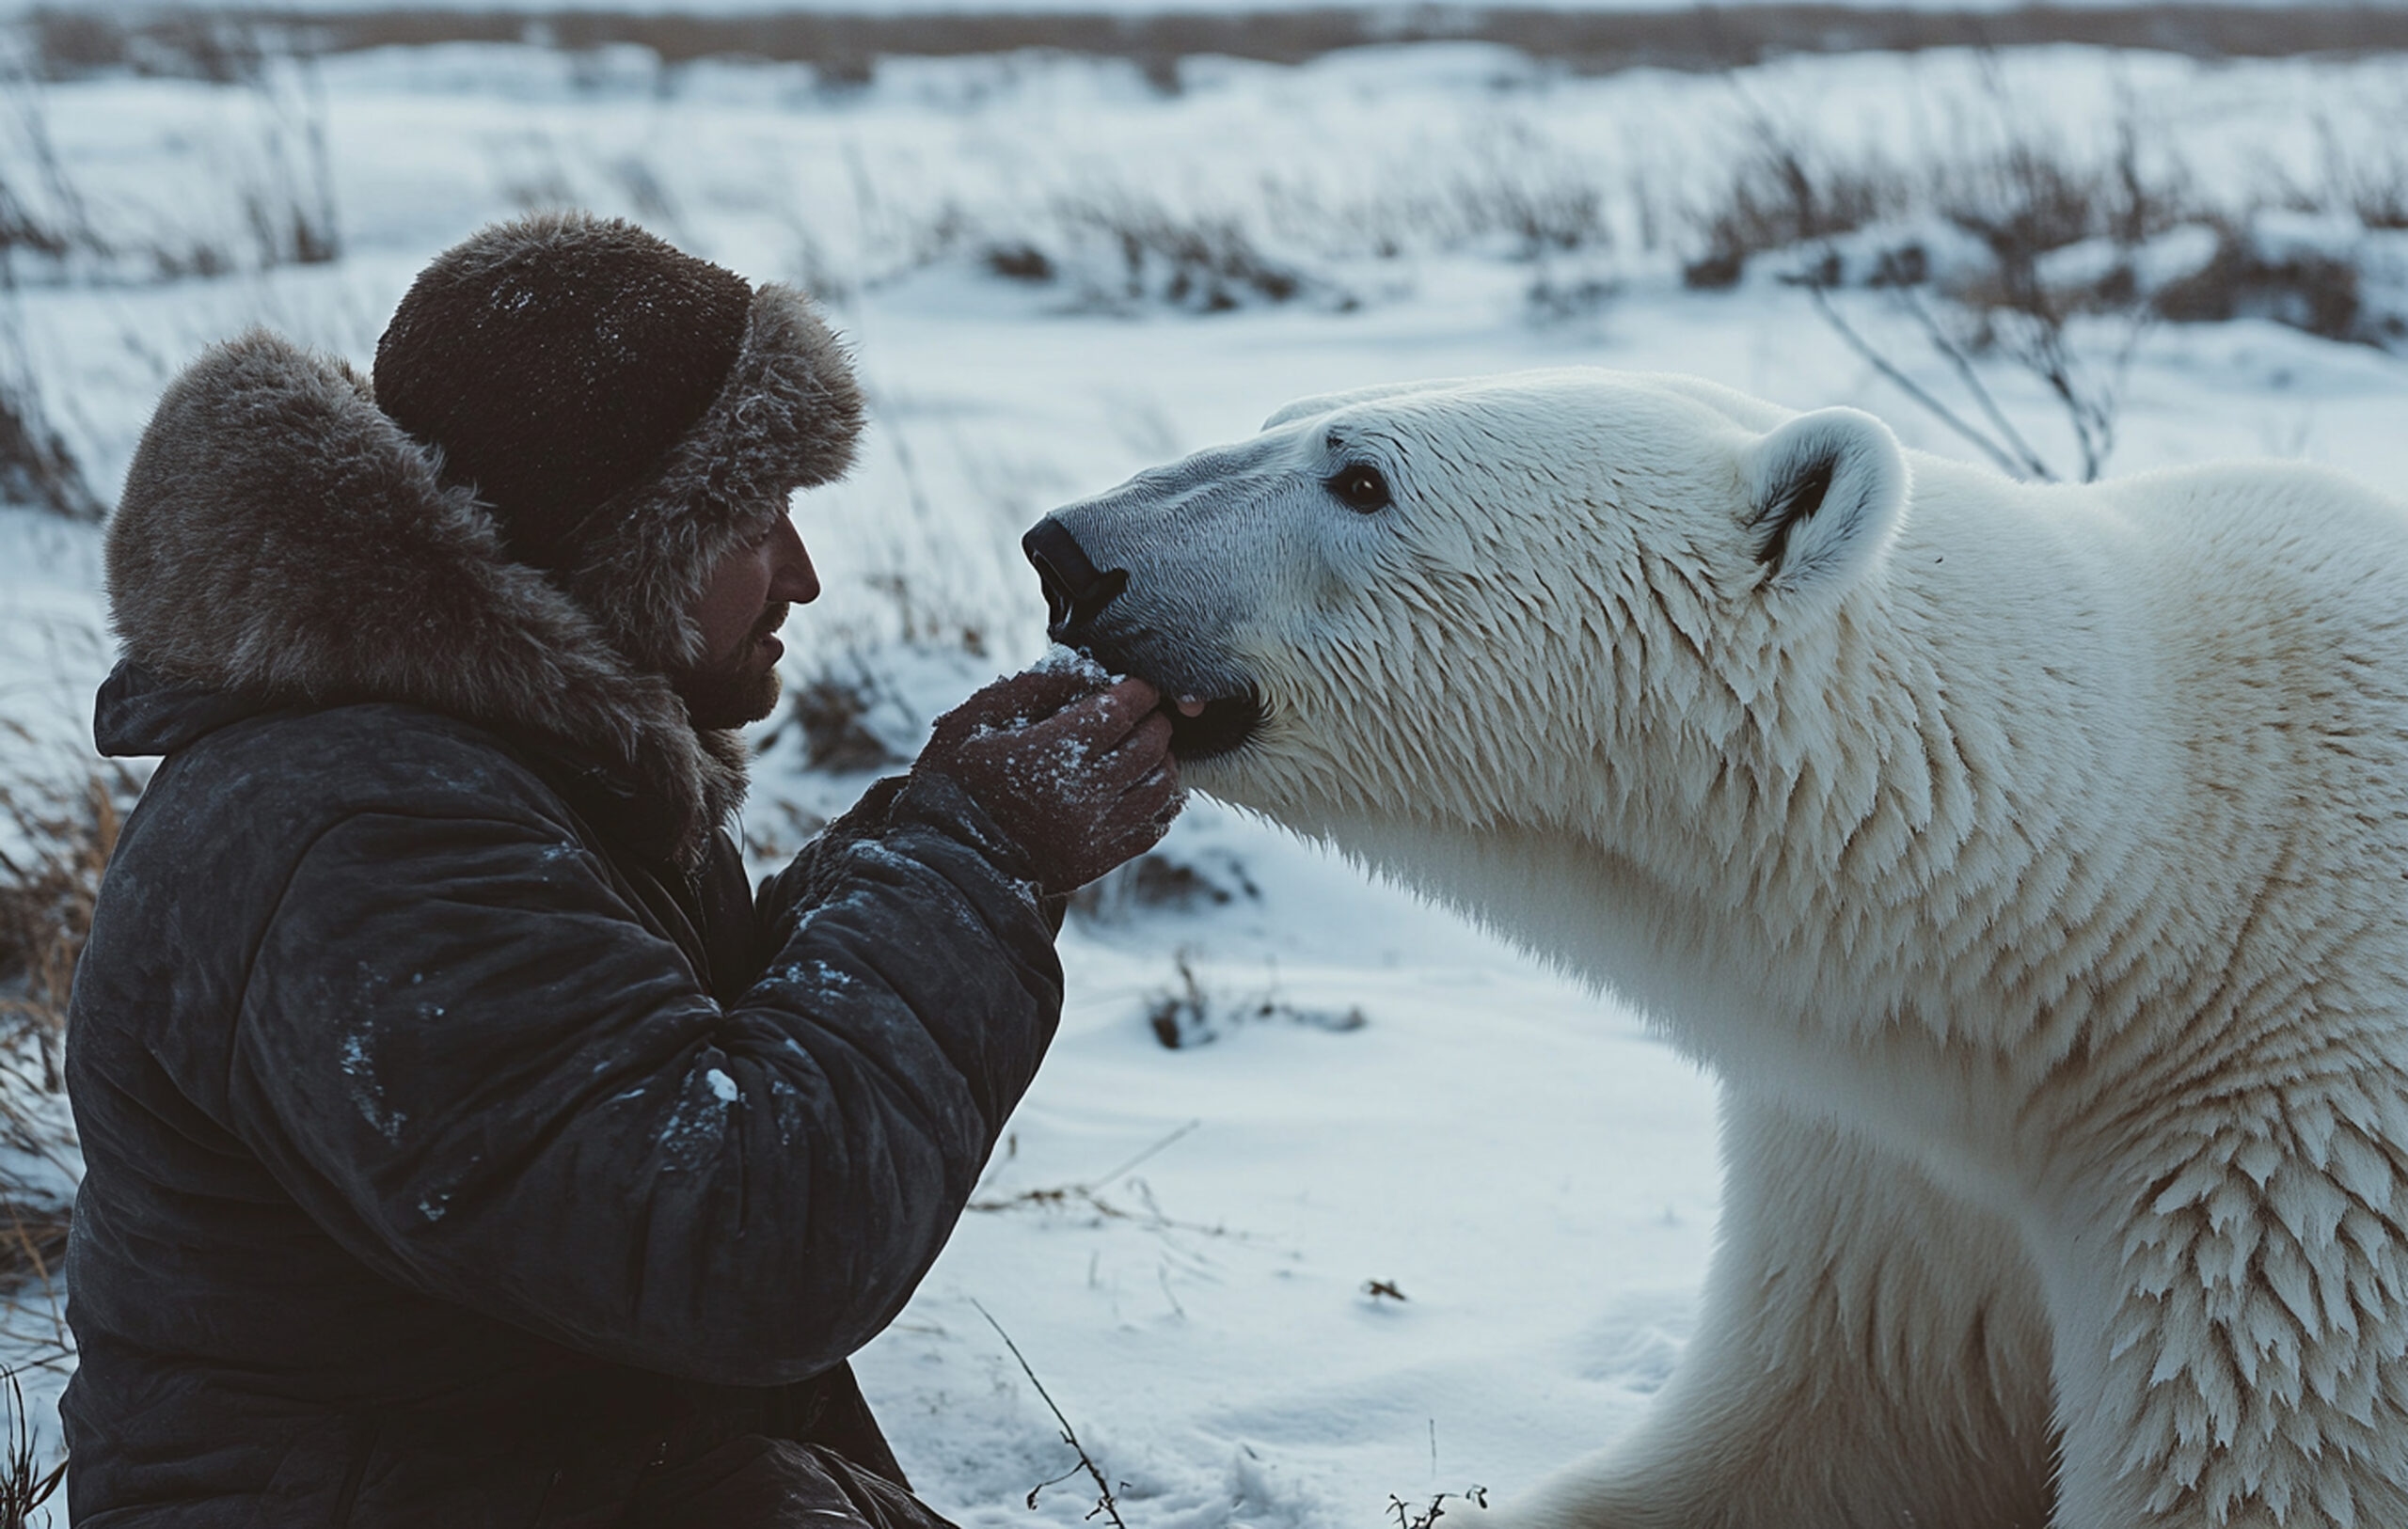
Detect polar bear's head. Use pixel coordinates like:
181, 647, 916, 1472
1024, 369, 1910, 829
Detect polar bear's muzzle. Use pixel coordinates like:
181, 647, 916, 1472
1022, 518, 1262, 763
1023, 519, 1126, 638
1149, 689, 1263, 763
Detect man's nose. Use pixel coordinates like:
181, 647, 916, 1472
768, 517, 820, 605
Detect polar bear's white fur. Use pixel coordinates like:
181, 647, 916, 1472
1029, 370, 2408, 1528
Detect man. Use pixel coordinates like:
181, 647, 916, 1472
62, 211, 1180, 1526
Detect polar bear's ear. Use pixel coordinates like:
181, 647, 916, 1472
1745, 407, 1908, 598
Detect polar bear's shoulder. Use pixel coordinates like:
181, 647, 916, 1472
2099, 456, 2408, 517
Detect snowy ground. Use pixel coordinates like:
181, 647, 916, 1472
6, 24, 2408, 1525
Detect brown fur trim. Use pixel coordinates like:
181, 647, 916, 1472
556, 283, 864, 673
107, 329, 739, 869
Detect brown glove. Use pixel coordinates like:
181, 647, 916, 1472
915, 665, 1182, 894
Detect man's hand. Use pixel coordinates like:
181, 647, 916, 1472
916, 665, 1182, 894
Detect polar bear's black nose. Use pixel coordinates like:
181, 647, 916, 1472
1023, 520, 1130, 638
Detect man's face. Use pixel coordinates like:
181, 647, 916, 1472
674, 512, 819, 729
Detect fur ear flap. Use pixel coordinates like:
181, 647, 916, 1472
1746, 407, 1908, 598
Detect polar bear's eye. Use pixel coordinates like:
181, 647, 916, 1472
1326, 465, 1391, 513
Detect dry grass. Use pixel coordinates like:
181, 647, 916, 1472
1685, 102, 2195, 295
969, 1119, 1241, 1239
1142, 950, 1365, 1050
771, 670, 903, 774
1047, 193, 1318, 313
0, 370, 101, 526
0, 22, 339, 289
0, 761, 129, 1052
0, 61, 106, 522
1682, 112, 1912, 291
32, 8, 2408, 83
2153, 224, 2376, 346
973, 1301, 1130, 1529
1671, 90, 2406, 478
1389, 1488, 1489, 1529
0, 1367, 62, 1528
0, 746, 138, 1290
1677, 86, 2404, 358
1067, 845, 1259, 925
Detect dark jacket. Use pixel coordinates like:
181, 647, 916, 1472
62, 333, 1060, 1525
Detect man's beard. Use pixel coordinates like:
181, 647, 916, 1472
674, 601, 789, 730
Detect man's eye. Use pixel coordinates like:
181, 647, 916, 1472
1326, 465, 1391, 513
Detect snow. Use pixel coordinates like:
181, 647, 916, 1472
3, 21, 2407, 1525
1036, 643, 1117, 682
873, 806, 1720, 1519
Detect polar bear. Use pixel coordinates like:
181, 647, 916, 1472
1022, 369, 2408, 1529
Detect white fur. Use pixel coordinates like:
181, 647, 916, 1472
1042, 369, 2408, 1528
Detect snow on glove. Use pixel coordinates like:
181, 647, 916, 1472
916, 659, 1183, 894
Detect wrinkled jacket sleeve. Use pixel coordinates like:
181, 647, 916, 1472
227, 769, 1057, 1387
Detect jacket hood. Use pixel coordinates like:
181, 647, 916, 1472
104, 329, 751, 869
92, 662, 275, 760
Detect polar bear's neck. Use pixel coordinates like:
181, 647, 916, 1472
1226, 497, 2194, 1087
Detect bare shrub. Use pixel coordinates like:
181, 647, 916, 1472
1943, 150, 2127, 283
1144, 952, 1364, 1050
0, 181, 70, 271
2345, 178, 2408, 234
1251, 142, 1612, 280
1470, 177, 1608, 258
1940, 109, 2194, 303
605, 152, 683, 237
0, 389, 96, 521
0, 748, 137, 1296
964, 186, 1366, 312
0, 1367, 62, 1529
67, 8, 2408, 81
859, 572, 988, 655
128, 12, 289, 87
1390, 1488, 1490, 1529
767, 668, 903, 774
1069, 845, 1258, 924
1900, 118, 2165, 481
974, 1302, 1129, 1529
0, 53, 101, 275
1526, 263, 1619, 323
981, 243, 1054, 283
1683, 124, 1909, 290
1042, 192, 1323, 313
24, 9, 125, 81
1800, 261, 2146, 483
969, 1119, 1237, 1238
16, 14, 346, 279
1442, 129, 1613, 260
238, 49, 341, 268
1694, 97, 2182, 480
2220, 121, 2408, 348
2153, 223, 2372, 345
0, 755, 132, 1082
491, 130, 578, 215
2, 19, 338, 283
0, 315, 101, 523
2290, 116, 2408, 232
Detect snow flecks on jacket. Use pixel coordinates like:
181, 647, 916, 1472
341, 965, 411, 1146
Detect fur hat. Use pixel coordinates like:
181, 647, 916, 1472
373, 211, 864, 670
